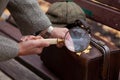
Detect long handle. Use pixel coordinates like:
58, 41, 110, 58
43, 38, 64, 45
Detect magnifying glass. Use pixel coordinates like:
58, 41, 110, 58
43, 27, 91, 52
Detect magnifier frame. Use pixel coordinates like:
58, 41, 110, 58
64, 27, 91, 53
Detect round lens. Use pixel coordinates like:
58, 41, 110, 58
64, 27, 90, 52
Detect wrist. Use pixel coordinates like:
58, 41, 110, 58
47, 26, 54, 34
18, 43, 24, 56
40, 26, 54, 38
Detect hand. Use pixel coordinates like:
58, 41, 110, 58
18, 36, 49, 56
21, 35, 41, 41
50, 27, 68, 39
50, 27, 68, 47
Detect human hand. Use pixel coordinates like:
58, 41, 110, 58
50, 27, 68, 39
20, 35, 41, 41
18, 36, 49, 56
50, 27, 69, 47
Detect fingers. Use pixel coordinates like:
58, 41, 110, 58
21, 35, 42, 41
21, 35, 35, 41
61, 28, 68, 38
20, 35, 49, 48
32, 39, 50, 47
63, 28, 69, 33
31, 48, 43, 54
18, 39, 50, 56
51, 27, 69, 39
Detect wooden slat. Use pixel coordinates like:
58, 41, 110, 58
0, 59, 43, 80
0, 21, 22, 41
15, 55, 59, 80
96, 0, 120, 9
77, 0, 120, 31
45, 0, 63, 3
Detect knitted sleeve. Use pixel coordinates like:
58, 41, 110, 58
0, 36, 18, 61
7, 0, 52, 35
0, 0, 9, 16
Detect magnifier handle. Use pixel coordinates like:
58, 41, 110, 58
43, 38, 63, 45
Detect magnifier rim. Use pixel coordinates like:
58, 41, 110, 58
64, 28, 91, 53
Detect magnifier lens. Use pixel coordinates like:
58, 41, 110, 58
64, 31, 75, 52
64, 27, 90, 52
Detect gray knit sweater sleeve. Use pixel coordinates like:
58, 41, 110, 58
7, 0, 52, 35
0, 36, 18, 61
0, 0, 9, 16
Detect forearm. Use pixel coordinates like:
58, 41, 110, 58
0, 36, 18, 61
7, 0, 52, 35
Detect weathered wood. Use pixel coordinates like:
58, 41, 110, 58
0, 21, 22, 41
0, 59, 43, 80
15, 55, 59, 80
96, 0, 120, 9
78, 0, 120, 31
